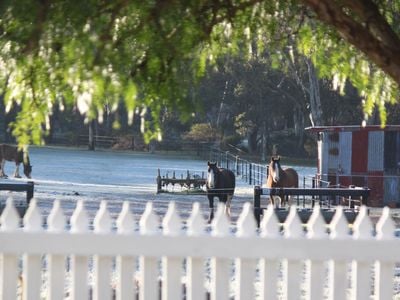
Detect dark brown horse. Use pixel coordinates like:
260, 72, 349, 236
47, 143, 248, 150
266, 156, 298, 207
206, 161, 235, 222
0, 144, 32, 178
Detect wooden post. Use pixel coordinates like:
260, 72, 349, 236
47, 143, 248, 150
156, 169, 162, 194
186, 170, 190, 189
27, 181, 34, 204
253, 186, 262, 227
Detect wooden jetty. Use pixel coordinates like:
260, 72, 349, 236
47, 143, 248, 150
156, 169, 206, 193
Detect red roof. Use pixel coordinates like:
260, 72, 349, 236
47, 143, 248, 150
305, 125, 400, 133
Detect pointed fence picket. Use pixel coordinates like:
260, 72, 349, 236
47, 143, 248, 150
0, 197, 399, 300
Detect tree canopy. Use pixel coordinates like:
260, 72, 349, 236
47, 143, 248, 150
0, 0, 399, 146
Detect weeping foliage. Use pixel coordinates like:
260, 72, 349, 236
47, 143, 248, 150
0, 0, 398, 146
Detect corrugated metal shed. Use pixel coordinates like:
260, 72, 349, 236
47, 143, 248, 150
306, 125, 400, 207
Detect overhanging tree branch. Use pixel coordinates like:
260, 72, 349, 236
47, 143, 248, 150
300, 0, 400, 85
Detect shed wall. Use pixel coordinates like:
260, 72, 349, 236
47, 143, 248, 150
351, 131, 368, 173
339, 132, 352, 175
384, 176, 400, 206
367, 131, 384, 171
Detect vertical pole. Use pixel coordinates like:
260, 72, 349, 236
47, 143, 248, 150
312, 177, 315, 208
253, 186, 262, 227
257, 165, 259, 185
226, 151, 229, 170
245, 162, 248, 183
303, 176, 306, 207
249, 164, 252, 185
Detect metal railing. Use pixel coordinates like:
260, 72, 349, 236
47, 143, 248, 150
208, 148, 267, 186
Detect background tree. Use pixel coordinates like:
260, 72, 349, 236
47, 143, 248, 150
0, 1, 399, 147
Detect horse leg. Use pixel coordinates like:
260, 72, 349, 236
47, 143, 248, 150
287, 195, 292, 206
208, 195, 214, 223
270, 196, 281, 208
14, 162, 21, 178
225, 194, 232, 218
279, 191, 285, 207
0, 159, 7, 178
269, 196, 275, 207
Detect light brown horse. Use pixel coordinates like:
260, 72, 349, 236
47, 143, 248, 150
0, 144, 32, 178
266, 156, 298, 207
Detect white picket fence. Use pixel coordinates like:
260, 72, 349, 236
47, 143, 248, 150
0, 198, 399, 300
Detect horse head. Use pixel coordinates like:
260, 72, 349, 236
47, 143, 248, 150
23, 164, 32, 178
207, 161, 218, 189
269, 156, 281, 183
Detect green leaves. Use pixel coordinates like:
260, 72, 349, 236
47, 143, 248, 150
0, 0, 399, 147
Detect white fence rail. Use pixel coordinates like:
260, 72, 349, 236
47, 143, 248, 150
0, 198, 399, 299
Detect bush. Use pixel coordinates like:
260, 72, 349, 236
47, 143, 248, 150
183, 123, 220, 142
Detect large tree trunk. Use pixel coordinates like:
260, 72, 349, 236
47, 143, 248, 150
0, 95, 5, 142
261, 120, 267, 161
247, 127, 258, 154
306, 59, 323, 126
88, 120, 96, 151
293, 106, 305, 153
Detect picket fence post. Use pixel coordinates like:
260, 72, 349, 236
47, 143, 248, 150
186, 202, 206, 300
352, 206, 374, 300
210, 203, 230, 300
284, 205, 304, 300
162, 202, 183, 300
47, 199, 66, 300
259, 204, 281, 300
1, 197, 400, 300
329, 206, 350, 300
0, 198, 20, 300
306, 203, 328, 300
235, 202, 257, 300
115, 201, 136, 300
374, 206, 396, 300
139, 202, 159, 300
70, 200, 89, 300
93, 201, 113, 300
23, 199, 42, 300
